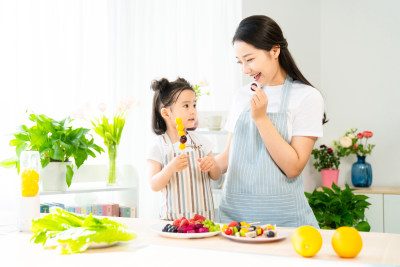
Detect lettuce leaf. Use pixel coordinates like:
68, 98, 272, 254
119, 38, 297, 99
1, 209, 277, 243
31, 207, 137, 254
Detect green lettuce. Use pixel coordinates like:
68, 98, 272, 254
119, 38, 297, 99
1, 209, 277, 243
31, 207, 137, 254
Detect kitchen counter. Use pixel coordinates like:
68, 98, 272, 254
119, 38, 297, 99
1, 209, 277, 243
1, 218, 399, 267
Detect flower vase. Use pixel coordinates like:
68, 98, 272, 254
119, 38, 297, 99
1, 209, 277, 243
107, 144, 118, 185
321, 168, 339, 189
351, 155, 372, 187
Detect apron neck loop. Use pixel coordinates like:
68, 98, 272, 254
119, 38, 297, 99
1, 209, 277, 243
278, 75, 293, 113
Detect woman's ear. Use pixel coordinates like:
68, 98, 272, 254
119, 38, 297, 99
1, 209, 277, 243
270, 45, 281, 59
160, 108, 169, 119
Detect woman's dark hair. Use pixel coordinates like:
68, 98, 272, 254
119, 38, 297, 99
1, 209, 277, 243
150, 77, 194, 135
233, 15, 328, 124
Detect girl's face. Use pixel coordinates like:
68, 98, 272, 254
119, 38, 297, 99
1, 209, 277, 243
234, 41, 281, 87
168, 89, 197, 129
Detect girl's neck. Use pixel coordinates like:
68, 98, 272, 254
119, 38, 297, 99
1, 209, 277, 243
165, 128, 182, 143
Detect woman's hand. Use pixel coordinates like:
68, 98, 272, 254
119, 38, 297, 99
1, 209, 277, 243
197, 155, 217, 172
170, 153, 189, 172
250, 85, 268, 123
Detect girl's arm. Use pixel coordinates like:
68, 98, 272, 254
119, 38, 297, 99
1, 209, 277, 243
214, 133, 232, 174
250, 87, 317, 178
204, 152, 222, 180
147, 154, 189, 191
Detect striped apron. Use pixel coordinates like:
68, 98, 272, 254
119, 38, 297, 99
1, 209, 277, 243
219, 76, 318, 228
159, 133, 215, 221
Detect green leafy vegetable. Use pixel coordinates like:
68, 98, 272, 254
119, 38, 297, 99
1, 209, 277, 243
31, 208, 137, 254
305, 183, 371, 231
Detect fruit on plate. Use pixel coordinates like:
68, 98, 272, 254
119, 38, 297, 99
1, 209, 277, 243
223, 221, 278, 239
292, 225, 322, 257
331, 226, 362, 258
161, 214, 220, 234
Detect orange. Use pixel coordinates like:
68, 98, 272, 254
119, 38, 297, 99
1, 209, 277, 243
292, 225, 323, 257
332, 226, 362, 258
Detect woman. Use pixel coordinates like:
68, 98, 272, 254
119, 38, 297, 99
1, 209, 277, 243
216, 15, 326, 227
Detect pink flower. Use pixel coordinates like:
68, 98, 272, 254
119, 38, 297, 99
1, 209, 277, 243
98, 103, 106, 113
354, 143, 358, 149
363, 131, 373, 138
327, 148, 333, 153
357, 133, 364, 139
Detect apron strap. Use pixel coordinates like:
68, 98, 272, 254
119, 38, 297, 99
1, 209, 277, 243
279, 75, 293, 113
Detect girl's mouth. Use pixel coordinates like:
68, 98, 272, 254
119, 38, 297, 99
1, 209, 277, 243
253, 73, 261, 81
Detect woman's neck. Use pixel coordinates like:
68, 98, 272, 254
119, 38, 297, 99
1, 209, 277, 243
268, 66, 287, 86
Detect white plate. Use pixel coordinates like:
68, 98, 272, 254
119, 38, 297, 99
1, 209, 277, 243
150, 223, 220, 239
221, 229, 289, 243
89, 241, 119, 249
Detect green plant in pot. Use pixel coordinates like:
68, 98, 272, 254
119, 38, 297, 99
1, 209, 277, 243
311, 144, 341, 188
0, 113, 104, 188
305, 183, 371, 231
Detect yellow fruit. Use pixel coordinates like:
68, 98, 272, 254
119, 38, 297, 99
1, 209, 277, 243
176, 124, 184, 131
292, 225, 323, 257
175, 117, 182, 124
332, 227, 362, 258
21, 181, 39, 197
21, 168, 39, 183
179, 143, 186, 150
240, 228, 249, 237
178, 130, 185, 136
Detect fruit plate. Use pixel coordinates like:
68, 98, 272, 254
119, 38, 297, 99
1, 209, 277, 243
220, 229, 289, 243
150, 223, 220, 239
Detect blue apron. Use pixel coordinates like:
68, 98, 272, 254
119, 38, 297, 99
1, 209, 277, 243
219, 76, 318, 228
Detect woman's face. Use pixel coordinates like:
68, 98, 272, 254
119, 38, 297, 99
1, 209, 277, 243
234, 41, 280, 87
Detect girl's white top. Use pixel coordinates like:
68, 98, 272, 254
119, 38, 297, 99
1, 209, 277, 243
146, 132, 214, 164
224, 80, 324, 141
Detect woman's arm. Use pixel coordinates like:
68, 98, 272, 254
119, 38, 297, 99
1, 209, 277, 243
147, 154, 189, 191
214, 133, 232, 174
250, 87, 316, 178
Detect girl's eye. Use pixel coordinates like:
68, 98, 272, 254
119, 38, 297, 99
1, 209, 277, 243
183, 104, 189, 108
193, 104, 197, 108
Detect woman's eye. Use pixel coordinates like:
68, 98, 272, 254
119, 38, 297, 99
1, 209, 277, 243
236, 61, 242, 64
247, 58, 254, 62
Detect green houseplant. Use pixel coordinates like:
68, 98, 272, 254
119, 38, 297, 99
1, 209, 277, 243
305, 183, 371, 231
0, 113, 104, 187
311, 144, 341, 188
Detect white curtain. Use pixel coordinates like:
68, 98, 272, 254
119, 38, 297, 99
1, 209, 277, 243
0, 0, 242, 220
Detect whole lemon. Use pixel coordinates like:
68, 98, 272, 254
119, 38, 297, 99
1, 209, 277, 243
332, 226, 363, 258
292, 225, 323, 257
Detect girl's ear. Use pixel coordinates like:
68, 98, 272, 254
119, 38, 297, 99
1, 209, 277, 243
160, 108, 169, 119
270, 45, 280, 59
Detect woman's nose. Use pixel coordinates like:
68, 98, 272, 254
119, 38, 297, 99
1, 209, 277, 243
242, 63, 251, 74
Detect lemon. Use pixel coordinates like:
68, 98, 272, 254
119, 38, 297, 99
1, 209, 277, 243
21, 168, 39, 183
21, 180, 39, 197
332, 226, 362, 258
292, 225, 323, 257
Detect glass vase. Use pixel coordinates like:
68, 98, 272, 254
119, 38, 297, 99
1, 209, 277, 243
107, 144, 118, 185
351, 155, 372, 187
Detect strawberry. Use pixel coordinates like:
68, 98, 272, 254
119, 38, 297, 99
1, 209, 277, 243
188, 218, 195, 225
193, 214, 201, 221
172, 219, 181, 227
179, 218, 189, 228
228, 221, 239, 227
180, 217, 187, 221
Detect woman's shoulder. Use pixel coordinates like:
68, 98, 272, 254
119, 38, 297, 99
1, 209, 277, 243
291, 80, 323, 104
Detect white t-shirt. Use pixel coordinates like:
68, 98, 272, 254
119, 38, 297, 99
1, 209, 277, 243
146, 132, 215, 164
224, 80, 324, 141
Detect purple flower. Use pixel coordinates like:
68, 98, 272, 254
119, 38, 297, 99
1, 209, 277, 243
320, 145, 326, 148
327, 148, 333, 153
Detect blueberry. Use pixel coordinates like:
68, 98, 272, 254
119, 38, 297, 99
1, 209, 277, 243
266, 231, 275, 238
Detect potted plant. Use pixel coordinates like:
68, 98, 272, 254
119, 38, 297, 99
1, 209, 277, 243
305, 183, 371, 231
0, 113, 104, 190
311, 144, 341, 188
334, 128, 375, 187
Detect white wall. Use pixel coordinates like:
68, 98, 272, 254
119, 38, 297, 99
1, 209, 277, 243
242, 0, 400, 191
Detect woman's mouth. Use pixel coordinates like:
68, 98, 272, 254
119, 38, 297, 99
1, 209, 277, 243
253, 73, 261, 81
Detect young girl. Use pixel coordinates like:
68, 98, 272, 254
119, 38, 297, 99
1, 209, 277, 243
146, 77, 221, 221
215, 15, 326, 227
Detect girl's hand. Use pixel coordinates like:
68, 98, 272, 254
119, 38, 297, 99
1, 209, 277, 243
250, 85, 268, 123
170, 153, 189, 172
197, 156, 216, 172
